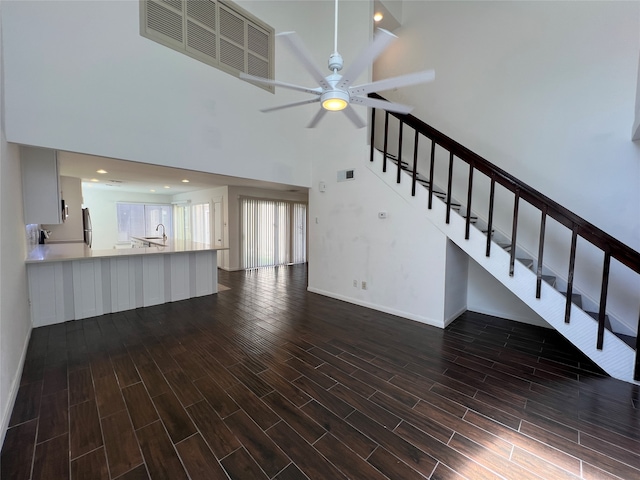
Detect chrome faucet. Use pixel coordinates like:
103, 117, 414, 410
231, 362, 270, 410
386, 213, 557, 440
156, 224, 167, 242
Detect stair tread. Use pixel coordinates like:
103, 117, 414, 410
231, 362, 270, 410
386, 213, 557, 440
586, 311, 611, 326
560, 292, 583, 308
498, 242, 513, 251
584, 312, 636, 348
615, 333, 637, 349
517, 258, 534, 268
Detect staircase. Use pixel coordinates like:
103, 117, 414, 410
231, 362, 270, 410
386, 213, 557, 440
367, 97, 640, 384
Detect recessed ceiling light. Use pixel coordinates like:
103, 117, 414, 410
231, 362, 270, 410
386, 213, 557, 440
373, 12, 383, 22
164, 185, 171, 189
181, 179, 190, 183
90, 178, 99, 182
150, 189, 155, 192
96, 169, 108, 174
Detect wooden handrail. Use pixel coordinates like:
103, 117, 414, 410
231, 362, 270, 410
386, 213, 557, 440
370, 93, 640, 274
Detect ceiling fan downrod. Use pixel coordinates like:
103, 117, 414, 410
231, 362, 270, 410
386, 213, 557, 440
329, 0, 343, 73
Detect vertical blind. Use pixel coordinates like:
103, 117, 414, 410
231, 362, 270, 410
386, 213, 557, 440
241, 197, 307, 269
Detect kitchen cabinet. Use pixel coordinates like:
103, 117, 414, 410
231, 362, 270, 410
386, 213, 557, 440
45, 176, 83, 241
21, 146, 61, 225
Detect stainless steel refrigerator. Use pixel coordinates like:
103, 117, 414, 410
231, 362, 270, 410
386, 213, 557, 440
82, 208, 92, 247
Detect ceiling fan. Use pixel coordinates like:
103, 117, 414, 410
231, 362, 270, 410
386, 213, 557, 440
240, 0, 434, 128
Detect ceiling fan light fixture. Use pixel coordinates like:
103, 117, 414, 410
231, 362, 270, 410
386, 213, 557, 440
321, 90, 349, 111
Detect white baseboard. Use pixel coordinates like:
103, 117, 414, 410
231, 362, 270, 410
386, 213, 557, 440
444, 306, 468, 328
307, 287, 445, 328
0, 326, 32, 447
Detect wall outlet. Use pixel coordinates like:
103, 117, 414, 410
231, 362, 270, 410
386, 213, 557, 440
353, 280, 358, 287
361, 281, 367, 290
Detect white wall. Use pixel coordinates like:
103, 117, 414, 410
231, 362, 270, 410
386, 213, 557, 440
2, 0, 372, 189
375, 1, 640, 332
308, 142, 452, 327
634, 51, 640, 141
81, 188, 172, 250
0, 1, 32, 445
468, 259, 550, 328
444, 240, 468, 325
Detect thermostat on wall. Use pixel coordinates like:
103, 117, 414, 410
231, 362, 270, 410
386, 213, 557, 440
337, 169, 355, 182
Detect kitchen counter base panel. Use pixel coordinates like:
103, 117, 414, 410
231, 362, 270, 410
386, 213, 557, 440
27, 250, 218, 326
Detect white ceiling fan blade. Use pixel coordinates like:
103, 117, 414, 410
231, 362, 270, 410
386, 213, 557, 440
240, 73, 322, 95
349, 69, 435, 96
336, 28, 397, 90
350, 96, 414, 115
278, 32, 331, 90
261, 98, 320, 113
342, 105, 366, 129
306, 108, 328, 128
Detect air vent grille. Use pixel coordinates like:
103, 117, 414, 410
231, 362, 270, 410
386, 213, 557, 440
219, 7, 244, 46
248, 54, 268, 78
220, 39, 244, 71
160, 0, 181, 11
248, 24, 268, 59
147, 1, 183, 43
187, 20, 217, 59
140, 0, 273, 91
186, 0, 216, 30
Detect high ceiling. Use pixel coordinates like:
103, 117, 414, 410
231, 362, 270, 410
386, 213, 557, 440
58, 151, 306, 196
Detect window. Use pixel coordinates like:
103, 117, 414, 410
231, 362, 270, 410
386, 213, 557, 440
240, 197, 307, 269
116, 203, 172, 243
140, 0, 274, 90
174, 202, 210, 244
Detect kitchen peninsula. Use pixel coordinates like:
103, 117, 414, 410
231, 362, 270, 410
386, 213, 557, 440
26, 240, 228, 327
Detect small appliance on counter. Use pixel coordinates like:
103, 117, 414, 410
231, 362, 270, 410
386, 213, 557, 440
39, 229, 51, 244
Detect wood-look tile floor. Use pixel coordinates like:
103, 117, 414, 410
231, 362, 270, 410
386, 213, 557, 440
3, 264, 640, 479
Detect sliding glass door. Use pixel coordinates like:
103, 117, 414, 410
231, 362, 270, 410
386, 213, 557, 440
240, 197, 307, 269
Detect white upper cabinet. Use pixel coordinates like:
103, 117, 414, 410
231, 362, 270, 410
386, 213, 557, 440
21, 146, 61, 225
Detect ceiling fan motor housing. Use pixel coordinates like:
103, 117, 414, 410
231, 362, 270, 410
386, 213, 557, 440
328, 52, 343, 72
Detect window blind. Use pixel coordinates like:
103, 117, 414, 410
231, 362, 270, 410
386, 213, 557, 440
240, 197, 306, 269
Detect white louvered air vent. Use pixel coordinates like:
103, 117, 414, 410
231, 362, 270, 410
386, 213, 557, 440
140, 0, 274, 91
147, 1, 183, 44
186, 0, 216, 29
187, 20, 217, 59
219, 6, 244, 46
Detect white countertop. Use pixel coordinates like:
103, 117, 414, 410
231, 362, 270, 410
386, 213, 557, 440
26, 240, 228, 263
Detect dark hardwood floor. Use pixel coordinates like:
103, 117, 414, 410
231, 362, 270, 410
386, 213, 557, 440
2, 264, 639, 479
